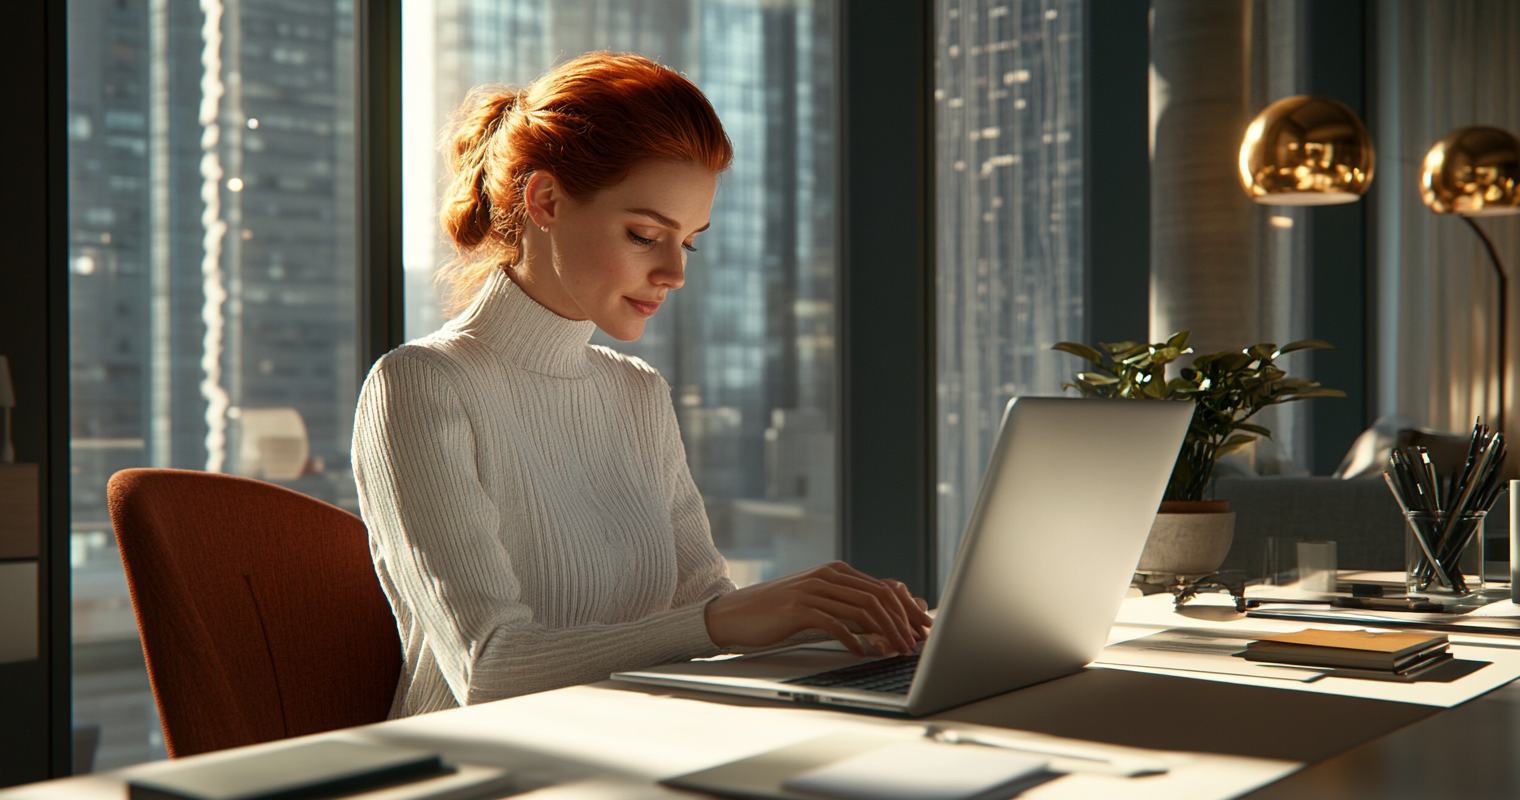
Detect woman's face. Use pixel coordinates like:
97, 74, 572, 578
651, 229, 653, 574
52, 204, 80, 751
517, 160, 717, 342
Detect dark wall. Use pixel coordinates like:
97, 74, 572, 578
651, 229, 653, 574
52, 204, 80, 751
839, 0, 937, 598
1307, 0, 1372, 474
0, 0, 69, 786
1085, 0, 1152, 347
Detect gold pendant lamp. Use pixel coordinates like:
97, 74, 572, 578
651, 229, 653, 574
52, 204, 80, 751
1239, 95, 1375, 206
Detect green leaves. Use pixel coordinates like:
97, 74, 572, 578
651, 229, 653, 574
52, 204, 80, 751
1216, 434, 1259, 457
1051, 342, 1106, 365
1075, 371, 1119, 385
1272, 339, 1334, 358
1050, 330, 1344, 501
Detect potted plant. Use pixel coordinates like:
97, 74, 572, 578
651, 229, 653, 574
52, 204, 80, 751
1052, 331, 1345, 577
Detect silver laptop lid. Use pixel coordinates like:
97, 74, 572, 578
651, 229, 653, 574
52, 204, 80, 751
905, 396, 1192, 715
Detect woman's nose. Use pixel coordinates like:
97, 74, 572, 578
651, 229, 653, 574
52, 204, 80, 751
652, 249, 686, 290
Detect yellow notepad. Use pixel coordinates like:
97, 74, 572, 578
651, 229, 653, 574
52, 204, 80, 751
1255, 629, 1446, 653
1241, 629, 1449, 672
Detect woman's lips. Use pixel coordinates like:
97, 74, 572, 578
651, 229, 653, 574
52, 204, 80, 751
625, 297, 661, 317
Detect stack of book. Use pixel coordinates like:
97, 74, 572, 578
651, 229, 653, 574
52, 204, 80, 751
1236, 629, 1451, 681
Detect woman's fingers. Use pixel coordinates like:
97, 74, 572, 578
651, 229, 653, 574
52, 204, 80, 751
803, 608, 868, 657
703, 562, 936, 654
822, 563, 933, 628
862, 633, 891, 656
882, 579, 934, 628
808, 568, 922, 647
838, 571, 931, 641
802, 579, 914, 653
885, 580, 933, 638
807, 594, 913, 655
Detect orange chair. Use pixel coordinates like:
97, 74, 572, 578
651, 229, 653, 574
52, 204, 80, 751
107, 468, 401, 757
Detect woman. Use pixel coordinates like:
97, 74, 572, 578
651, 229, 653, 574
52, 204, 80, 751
353, 52, 930, 718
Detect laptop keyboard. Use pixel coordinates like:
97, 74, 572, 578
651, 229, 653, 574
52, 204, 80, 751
783, 654, 921, 695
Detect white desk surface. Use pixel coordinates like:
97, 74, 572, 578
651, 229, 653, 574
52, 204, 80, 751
0, 684, 1296, 800
13, 592, 1520, 800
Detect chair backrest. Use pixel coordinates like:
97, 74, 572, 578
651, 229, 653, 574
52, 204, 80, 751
107, 468, 401, 757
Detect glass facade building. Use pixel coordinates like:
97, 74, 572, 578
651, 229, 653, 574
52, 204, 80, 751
933, 0, 1084, 582
67, 0, 360, 769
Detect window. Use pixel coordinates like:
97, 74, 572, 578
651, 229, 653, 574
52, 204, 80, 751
934, 0, 1084, 583
401, 0, 840, 587
67, 0, 360, 770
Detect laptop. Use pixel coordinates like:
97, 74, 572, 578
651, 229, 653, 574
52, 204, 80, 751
615, 396, 1195, 716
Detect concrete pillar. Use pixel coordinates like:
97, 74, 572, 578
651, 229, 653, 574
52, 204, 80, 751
1149, 0, 1260, 356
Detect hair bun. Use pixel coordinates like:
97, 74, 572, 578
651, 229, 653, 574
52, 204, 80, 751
441, 87, 522, 251
449, 87, 519, 161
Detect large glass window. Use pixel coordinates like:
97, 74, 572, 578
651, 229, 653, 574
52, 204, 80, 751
934, 0, 1084, 584
1374, 0, 1520, 434
401, 0, 840, 587
67, 0, 360, 770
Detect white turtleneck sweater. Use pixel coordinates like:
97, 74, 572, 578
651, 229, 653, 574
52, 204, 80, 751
352, 269, 734, 717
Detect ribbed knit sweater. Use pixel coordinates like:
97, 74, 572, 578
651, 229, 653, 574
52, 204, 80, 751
352, 268, 733, 717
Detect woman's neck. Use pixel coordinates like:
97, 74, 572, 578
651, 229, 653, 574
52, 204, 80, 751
509, 239, 588, 322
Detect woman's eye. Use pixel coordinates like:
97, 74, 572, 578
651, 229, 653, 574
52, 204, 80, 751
627, 230, 656, 246
682, 242, 698, 253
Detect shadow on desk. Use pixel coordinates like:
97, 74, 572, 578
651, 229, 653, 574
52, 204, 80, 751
931, 669, 1436, 764
1238, 680, 1520, 799
609, 667, 1437, 766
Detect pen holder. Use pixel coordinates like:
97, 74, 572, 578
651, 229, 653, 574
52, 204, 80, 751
1405, 510, 1485, 598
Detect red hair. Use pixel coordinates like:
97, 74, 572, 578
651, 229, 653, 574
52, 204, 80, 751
437, 52, 734, 309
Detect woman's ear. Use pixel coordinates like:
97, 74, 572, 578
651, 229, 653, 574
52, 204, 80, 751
524, 171, 564, 229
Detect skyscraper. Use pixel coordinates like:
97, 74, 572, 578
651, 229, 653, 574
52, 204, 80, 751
934, 0, 1085, 580
68, 0, 360, 768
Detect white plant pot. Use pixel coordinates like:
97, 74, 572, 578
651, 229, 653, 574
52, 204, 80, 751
1136, 511, 1236, 576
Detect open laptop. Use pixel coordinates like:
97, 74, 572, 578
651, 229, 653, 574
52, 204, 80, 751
615, 396, 1194, 717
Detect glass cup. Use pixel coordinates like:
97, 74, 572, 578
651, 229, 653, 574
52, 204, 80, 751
1405, 510, 1485, 597
1297, 541, 1338, 593
1262, 537, 1338, 593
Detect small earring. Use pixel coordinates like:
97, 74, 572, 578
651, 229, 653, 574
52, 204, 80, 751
540, 226, 548, 233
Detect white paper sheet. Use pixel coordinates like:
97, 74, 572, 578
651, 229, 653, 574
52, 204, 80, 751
781, 742, 1048, 800
1465, 601, 1520, 619
345, 685, 1297, 800
1095, 630, 1326, 681
1104, 594, 1520, 706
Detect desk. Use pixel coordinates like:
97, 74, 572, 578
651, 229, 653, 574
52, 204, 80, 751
5, 595, 1518, 800
1238, 677, 1520, 798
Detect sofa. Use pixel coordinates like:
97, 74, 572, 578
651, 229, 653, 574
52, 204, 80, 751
1214, 476, 1511, 580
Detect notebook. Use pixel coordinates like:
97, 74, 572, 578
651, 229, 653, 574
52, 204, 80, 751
127, 741, 454, 800
780, 742, 1050, 800
1238, 629, 1450, 672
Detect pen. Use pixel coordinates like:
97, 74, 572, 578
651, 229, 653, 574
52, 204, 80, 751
1245, 597, 1447, 612
1245, 598, 1332, 608
1332, 596, 1446, 613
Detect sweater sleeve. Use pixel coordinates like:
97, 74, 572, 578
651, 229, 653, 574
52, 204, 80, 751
353, 351, 721, 707
654, 377, 834, 653
659, 381, 738, 608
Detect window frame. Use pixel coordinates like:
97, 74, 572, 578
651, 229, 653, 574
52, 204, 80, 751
837, 0, 939, 601
360, 0, 406, 372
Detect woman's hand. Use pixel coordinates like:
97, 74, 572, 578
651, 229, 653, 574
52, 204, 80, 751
704, 561, 933, 657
